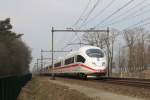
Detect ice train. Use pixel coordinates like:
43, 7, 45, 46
42, 46, 107, 79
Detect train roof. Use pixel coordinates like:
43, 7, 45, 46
64, 46, 102, 58
54, 46, 103, 63
79, 46, 102, 51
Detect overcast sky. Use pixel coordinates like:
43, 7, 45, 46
0, 0, 150, 70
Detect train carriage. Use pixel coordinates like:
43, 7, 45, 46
49, 46, 107, 79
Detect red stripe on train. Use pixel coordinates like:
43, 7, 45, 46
79, 64, 96, 72
52, 63, 105, 72
53, 64, 79, 69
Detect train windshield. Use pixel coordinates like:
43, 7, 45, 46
86, 49, 104, 58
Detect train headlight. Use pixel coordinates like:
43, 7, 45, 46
92, 62, 96, 65
102, 62, 105, 66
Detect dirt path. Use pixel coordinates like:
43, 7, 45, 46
49, 79, 145, 100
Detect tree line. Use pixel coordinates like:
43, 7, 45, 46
0, 18, 32, 76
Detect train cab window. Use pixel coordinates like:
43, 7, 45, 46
54, 62, 61, 67
76, 55, 85, 63
65, 57, 74, 65
86, 49, 104, 58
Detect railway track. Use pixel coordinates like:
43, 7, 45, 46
41, 74, 150, 89
98, 77, 150, 88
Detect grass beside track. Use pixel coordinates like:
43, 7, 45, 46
18, 76, 96, 100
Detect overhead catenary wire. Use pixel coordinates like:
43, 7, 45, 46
61, 1, 150, 51
138, 21, 150, 27
94, 0, 135, 28
61, 0, 94, 51
60, 0, 144, 52
60, 30, 83, 50
60, 0, 150, 55
73, 0, 101, 47
102, 8, 150, 27
61, 0, 101, 51
124, 16, 150, 30
102, 0, 147, 26
102, 0, 149, 27
72, 0, 92, 27
60, 27, 108, 51
59, 30, 82, 51
79, 0, 101, 28
82, 0, 116, 27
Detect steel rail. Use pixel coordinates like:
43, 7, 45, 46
99, 77, 150, 88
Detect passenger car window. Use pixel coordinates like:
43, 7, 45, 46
65, 57, 74, 65
76, 55, 85, 63
54, 62, 61, 67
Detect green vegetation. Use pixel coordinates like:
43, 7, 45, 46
0, 18, 32, 76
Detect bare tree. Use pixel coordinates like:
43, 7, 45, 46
123, 28, 138, 72
106, 29, 118, 74
123, 28, 148, 75
83, 32, 106, 48
145, 34, 150, 68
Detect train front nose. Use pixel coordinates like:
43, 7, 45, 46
85, 48, 107, 74
91, 58, 106, 67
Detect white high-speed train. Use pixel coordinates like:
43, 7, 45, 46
42, 46, 107, 79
